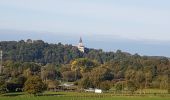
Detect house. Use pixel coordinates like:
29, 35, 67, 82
95, 89, 102, 93
84, 88, 102, 93
84, 88, 95, 92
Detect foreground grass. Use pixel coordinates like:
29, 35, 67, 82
0, 92, 169, 100
0, 96, 170, 100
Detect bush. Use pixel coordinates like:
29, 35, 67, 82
0, 77, 7, 94
99, 81, 111, 91
115, 82, 123, 92
126, 81, 137, 94
24, 75, 45, 95
79, 77, 93, 89
0, 84, 7, 94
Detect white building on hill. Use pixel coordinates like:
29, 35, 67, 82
77, 37, 85, 53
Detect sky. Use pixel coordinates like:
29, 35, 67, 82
0, 0, 170, 57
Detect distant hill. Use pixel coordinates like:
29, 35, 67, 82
0, 39, 169, 65
0, 39, 169, 92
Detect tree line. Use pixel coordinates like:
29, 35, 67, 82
0, 39, 169, 95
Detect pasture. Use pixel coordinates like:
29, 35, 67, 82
0, 91, 169, 100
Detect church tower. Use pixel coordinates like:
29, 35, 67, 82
77, 37, 85, 53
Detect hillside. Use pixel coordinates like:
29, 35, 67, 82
0, 39, 169, 94
0, 39, 120, 64
1, 39, 169, 65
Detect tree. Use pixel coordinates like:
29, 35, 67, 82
157, 75, 168, 89
125, 69, 136, 82
126, 81, 137, 94
47, 80, 60, 91
0, 77, 7, 94
71, 58, 98, 80
62, 71, 77, 82
125, 70, 145, 94
41, 64, 59, 82
0, 84, 7, 94
24, 75, 45, 95
115, 82, 123, 92
99, 81, 111, 91
144, 72, 152, 88
135, 71, 145, 94
79, 77, 93, 89
89, 67, 114, 88
168, 73, 170, 94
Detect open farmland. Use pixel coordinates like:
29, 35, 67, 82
0, 92, 169, 100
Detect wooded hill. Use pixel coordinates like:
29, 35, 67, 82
0, 39, 169, 94
1, 39, 169, 65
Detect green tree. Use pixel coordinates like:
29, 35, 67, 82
79, 77, 93, 89
24, 75, 45, 95
89, 67, 114, 88
144, 72, 152, 88
168, 73, 170, 94
115, 82, 123, 92
126, 81, 137, 94
135, 71, 145, 94
62, 71, 77, 82
47, 80, 60, 91
99, 81, 111, 91
125, 69, 136, 81
41, 64, 59, 82
157, 75, 168, 89
0, 77, 7, 94
71, 58, 98, 80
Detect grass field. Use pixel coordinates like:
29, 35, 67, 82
0, 91, 169, 100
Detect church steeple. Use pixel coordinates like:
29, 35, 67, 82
77, 37, 85, 53
79, 37, 82, 43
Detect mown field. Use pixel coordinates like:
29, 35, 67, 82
0, 96, 170, 100
0, 91, 170, 100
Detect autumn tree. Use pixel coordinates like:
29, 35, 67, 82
41, 64, 61, 82
24, 75, 45, 95
71, 58, 98, 80
135, 71, 145, 94
115, 82, 123, 93
126, 81, 137, 94
62, 71, 77, 82
144, 71, 152, 88
99, 81, 111, 91
89, 66, 114, 88
46, 80, 60, 91
79, 76, 93, 89
168, 73, 170, 94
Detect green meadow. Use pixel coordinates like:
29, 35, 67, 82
0, 91, 169, 100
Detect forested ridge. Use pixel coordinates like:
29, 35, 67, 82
0, 39, 116, 64
0, 39, 169, 94
1, 39, 169, 64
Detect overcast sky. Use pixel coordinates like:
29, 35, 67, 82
0, 0, 170, 57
